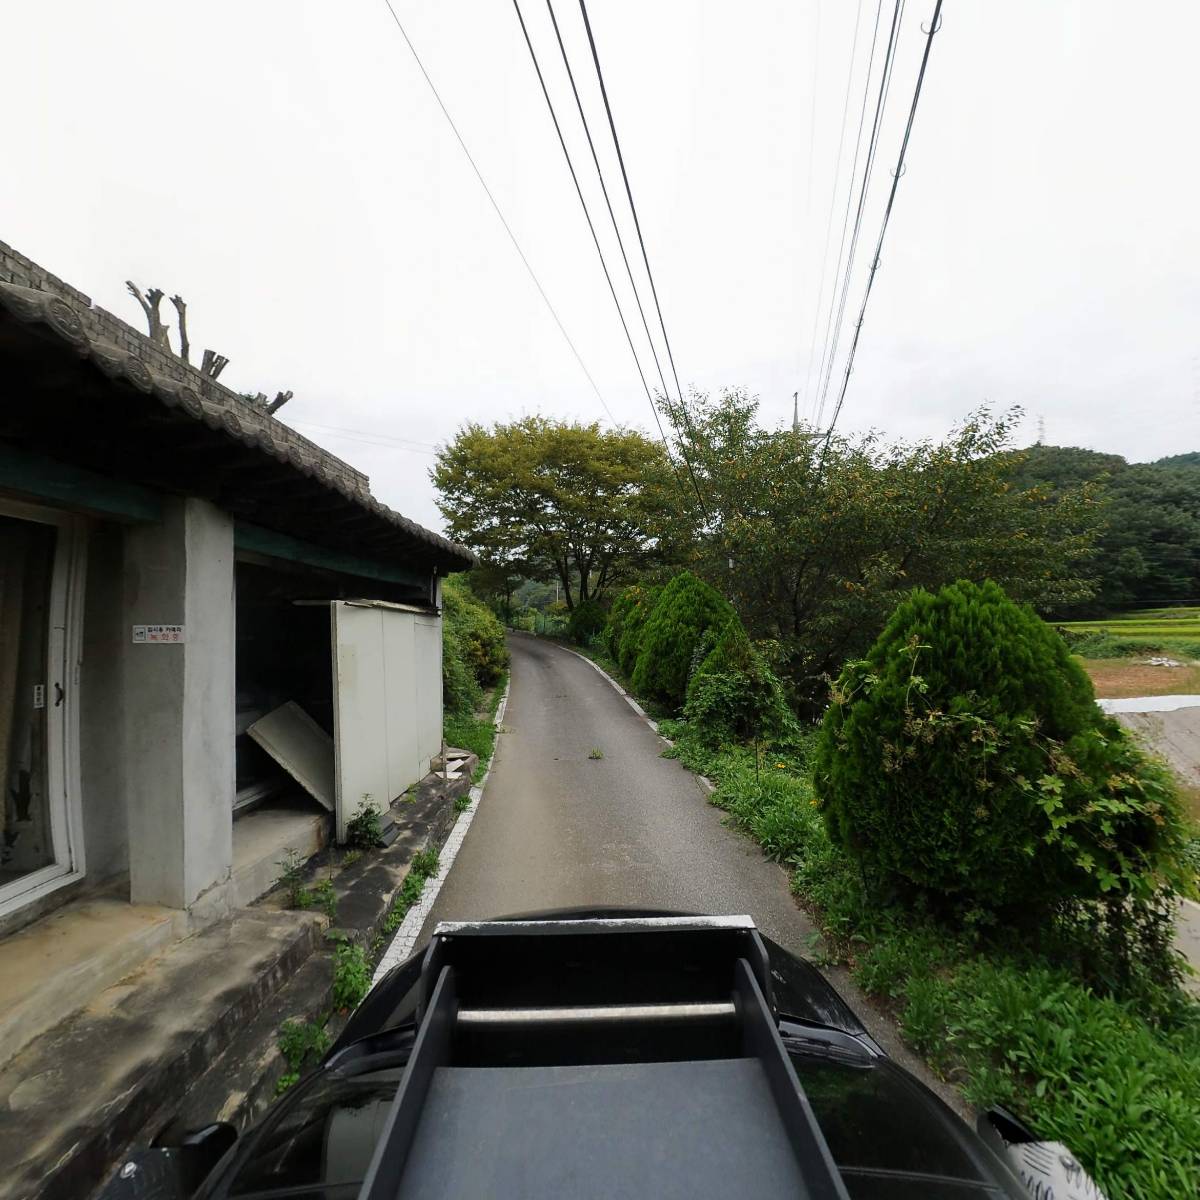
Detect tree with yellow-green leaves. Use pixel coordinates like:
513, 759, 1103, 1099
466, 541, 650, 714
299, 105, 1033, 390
432, 417, 688, 611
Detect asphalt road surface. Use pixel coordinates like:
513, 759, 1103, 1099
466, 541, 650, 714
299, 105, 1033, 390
419, 631, 967, 1112
420, 632, 814, 940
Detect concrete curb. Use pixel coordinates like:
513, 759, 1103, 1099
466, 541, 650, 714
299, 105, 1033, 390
372, 681, 512, 983
567, 649, 717, 795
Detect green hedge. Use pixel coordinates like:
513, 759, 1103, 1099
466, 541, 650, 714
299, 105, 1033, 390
660, 716, 1200, 1200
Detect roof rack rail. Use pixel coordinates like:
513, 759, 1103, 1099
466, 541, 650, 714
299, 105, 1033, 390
358, 916, 850, 1200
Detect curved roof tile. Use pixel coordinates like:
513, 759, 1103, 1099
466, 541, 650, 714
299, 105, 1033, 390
0, 281, 474, 568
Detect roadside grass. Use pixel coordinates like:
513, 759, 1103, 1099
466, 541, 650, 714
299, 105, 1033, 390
443, 671, 509, 783
659, 717, 1200, 1200
380, 848, 441, 936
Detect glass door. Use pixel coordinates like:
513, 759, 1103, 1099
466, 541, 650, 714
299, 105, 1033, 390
0, 502, 85, 916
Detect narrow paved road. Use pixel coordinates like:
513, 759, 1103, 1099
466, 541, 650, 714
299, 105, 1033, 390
419, 632, 966, 1112
420, 633, 813, 943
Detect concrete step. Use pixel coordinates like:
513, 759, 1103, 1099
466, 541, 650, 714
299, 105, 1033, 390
0, 897, 188, 1071
0, 907, 324, 1200
229, 803, 329, 909
148, 762, 474, 1143
163, 949, 335, 1136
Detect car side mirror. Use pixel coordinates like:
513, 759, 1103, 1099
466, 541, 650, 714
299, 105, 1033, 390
99, 1122, 237, 1199
977, 1106, 1108, 1200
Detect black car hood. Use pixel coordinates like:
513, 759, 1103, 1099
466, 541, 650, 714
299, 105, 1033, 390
335, 907, 871, 1056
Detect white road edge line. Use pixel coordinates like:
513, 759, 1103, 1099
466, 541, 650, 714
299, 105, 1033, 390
567, 648, 716, 795
371, 681, 511, 985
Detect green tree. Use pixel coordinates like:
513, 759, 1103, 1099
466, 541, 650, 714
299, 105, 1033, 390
813, 580, 1191, 912
432, 417, 684, 610
657, 389, 1100, 702
631, 571, 735, 707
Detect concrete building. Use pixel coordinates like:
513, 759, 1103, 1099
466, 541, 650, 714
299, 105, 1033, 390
0, 238, 472, 956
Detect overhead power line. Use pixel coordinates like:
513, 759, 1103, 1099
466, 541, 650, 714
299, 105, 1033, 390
292, 423, 438, 455
378, 0, 615, 424
800, 0, 867, 426
511, 0, 705, 516
546, 0, 709, 520
814, 0, 905, 430
577, 2, 689, 425
292, 419, 439, 450
823, 0, 944, 442
543, 0, 673, 409
575, 0, 710, 519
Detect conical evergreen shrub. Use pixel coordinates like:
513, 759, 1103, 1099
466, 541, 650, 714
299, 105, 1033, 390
605, 586, 644, 660
814, 579, 1190, 911
631, 571, 735, 707
614, 584, 663, 675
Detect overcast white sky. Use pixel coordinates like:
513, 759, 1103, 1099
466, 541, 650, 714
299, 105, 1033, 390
4, 1, 1197, 532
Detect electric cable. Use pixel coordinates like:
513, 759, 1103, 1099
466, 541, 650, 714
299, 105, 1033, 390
379, 0, 616, 424
823, 0, 944, 442
800, 0, 866, 426
576, 0, 710, 516
511, 0, 702, 513
544, 0, 673, 409
814, 0, 904, 430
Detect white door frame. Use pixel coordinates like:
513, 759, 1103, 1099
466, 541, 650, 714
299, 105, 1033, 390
0, 497, 88, 919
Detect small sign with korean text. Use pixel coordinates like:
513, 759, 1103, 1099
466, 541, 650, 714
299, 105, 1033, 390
132, 624, 186, 644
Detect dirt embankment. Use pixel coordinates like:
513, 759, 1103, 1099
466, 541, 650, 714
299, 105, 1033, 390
1083, 658, 1200, 699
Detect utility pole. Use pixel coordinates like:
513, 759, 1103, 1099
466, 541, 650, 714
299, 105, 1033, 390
792, 391, 800, 433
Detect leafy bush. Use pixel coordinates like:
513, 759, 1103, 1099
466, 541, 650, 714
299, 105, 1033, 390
442, 576, 508, 716
443, 618, 482, 716
568, 598, 606, 645
331, 941, 372, 1010
683, 619, 796, 744
345, 801, 384, 850
604, 587, 640, 657
814, 579, 1191, 912
381, 847, 442, 934
631, 572, 735, 707
444, 576, 508, 684
443, 669, 507, 782
275, 1018, 331, 1093
901, 960, 1200, 1200
611, 584, 663, 674
275, 849, 312, 909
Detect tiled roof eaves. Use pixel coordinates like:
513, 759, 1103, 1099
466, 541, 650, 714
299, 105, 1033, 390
0, 281, 475, 568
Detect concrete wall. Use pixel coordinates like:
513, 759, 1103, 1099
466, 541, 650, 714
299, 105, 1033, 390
123, 499, 235, 908
79, 524, 128, 884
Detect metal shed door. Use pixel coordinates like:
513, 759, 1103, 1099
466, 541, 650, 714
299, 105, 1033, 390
414, 613, 442, 776
331, 602, 422, 842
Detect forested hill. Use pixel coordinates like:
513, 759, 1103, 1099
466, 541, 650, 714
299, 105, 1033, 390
1013, 445, 1200, 613
1155, 451, 1200, 469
